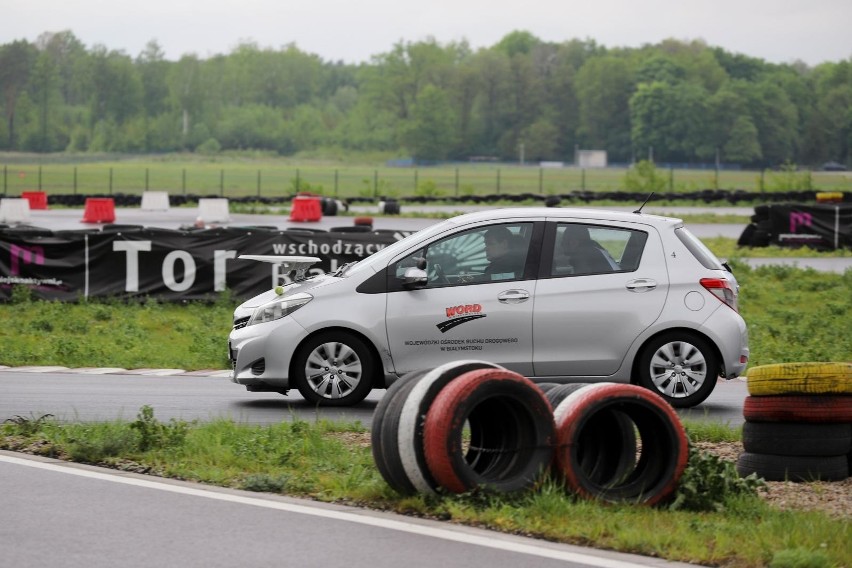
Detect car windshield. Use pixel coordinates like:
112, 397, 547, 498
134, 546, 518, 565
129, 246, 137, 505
340, 218, 459, 277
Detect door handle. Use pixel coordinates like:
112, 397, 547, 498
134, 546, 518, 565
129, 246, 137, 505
626, 278, 657, 292
497, 289, 530, 303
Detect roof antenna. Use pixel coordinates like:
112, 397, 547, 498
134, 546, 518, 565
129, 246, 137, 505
633, 192, 655, 214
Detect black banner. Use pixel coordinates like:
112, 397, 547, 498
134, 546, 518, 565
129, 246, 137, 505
738, 203, 852, 250
0, 227, 407, 302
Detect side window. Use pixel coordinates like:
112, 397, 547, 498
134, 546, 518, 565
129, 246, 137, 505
389, 223, 533, 289
550, 223, 647, 276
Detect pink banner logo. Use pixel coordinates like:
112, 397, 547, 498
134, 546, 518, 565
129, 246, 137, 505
10, 244, 45, 276
789, 211, 812, 233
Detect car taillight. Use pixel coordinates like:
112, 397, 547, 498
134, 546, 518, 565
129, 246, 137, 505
700, 278, 738, 312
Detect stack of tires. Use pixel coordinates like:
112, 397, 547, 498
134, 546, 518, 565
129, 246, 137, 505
736, 363, 852, 482
371, 361, 690, 505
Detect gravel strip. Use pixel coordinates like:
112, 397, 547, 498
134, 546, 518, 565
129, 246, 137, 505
696, 441, 851, 519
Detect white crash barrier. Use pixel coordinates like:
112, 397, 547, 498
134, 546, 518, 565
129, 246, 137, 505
141, 191, 170, 211
0, 198, 31, 224
198, 198, 230, 223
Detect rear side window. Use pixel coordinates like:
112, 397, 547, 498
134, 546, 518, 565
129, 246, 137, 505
548, 223, 648, 277
675, 227, 724, 270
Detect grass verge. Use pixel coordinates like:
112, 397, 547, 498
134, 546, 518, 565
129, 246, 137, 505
1, 410, 847, 568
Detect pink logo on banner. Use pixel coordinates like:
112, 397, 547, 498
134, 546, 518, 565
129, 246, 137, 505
789, 211, 812, 233
10, 244, 45, 275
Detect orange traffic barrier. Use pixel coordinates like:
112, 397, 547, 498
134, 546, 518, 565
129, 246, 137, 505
289, 195, 322, 222
82, 198, 116, 223
21, 191, 48, 210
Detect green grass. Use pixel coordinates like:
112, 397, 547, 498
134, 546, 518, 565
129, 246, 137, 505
0, 291, 234, 370
731, 262, 852, 366
1, 411, 847, 568
2, 153, 850, 198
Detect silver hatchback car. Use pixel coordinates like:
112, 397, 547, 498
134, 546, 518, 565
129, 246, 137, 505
228, 208, 749, 408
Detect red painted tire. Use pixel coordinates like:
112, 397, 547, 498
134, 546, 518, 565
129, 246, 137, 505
743, 395, 852, 423
422, 368, 555, 494
553, 383, 689, 506
545, 383, 637, 487
396, 360, 503, 494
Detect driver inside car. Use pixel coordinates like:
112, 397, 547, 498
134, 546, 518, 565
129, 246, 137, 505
483, 226, 526, 281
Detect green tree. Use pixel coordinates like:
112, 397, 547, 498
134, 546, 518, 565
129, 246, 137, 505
0, 40, 38, 148
521, 119, 560, 161
26, 51, 63, 151
576, 55, 635, 161
168, 54, 204, 144
723, 116, 762, 163
494, 30, 541, 57
630, 81, 710, 162
402, 84, 456, 161
215, 104, 287, 152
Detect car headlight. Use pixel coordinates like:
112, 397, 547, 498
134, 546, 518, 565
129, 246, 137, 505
247, 293, 313, 326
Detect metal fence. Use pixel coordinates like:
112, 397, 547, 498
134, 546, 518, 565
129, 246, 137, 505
1, 162, 849, 199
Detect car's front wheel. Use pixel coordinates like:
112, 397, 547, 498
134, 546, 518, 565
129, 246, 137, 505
637, 332, 719, 408
293, 332, 374, 406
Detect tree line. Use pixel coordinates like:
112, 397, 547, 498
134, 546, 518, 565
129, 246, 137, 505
1, 30, 850, 167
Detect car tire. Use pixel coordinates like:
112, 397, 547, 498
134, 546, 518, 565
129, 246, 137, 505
743, 394, 852, 423
552, 383, 689, 505
422, 368, 555, 494
292, 331, 375, 406
742, 422, 851, 457
746, 362, 852, 396
636, 332, 719, 408
736, 452, 849, 482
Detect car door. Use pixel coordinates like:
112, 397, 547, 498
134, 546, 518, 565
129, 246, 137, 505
532, 221, 668, 377
385, 221, 540, 376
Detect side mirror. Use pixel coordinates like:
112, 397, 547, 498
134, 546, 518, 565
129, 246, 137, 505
402, 267, 428, 288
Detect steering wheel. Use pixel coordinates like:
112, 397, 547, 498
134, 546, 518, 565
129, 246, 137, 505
432, 263, 449, 285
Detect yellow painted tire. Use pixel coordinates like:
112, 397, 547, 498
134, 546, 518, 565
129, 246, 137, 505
747, 362, 852, 396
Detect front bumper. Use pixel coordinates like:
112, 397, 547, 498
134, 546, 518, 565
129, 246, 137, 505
228, 316, 308, 390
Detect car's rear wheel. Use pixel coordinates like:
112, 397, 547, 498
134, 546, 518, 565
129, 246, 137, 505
293, 331, 374, 406
637, 332, 718, 408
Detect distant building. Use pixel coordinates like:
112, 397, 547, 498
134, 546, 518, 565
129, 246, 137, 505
576, 150, 608, 168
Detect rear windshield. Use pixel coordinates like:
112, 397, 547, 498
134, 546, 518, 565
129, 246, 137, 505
675, 227, 724, 270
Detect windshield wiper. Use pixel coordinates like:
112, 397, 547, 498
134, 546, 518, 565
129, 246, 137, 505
333, 262, 356, 276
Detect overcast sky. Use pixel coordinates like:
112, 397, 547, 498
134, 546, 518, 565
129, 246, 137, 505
3, 0, 851, 66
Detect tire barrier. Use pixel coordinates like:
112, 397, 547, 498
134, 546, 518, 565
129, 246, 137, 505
371, 360, 502, 495
746, 362, 852, 396
741, 422, 851, 457
743, 394, 852, 423
373, 371, 692, 503
736, 362, 851, 482
422, 368, 555, 494
551, 383, 689, 506
737, 202, 851, 250
735, 453, 849, 482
